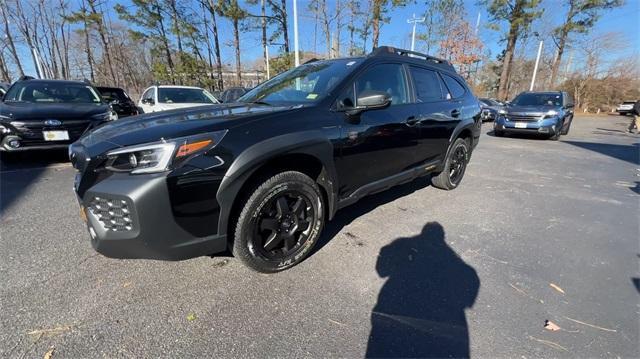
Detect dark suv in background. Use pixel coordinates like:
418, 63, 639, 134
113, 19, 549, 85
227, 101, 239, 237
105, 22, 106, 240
96, 86, 139, 118
70, 46, 481, 272
0, 78, 116, 151
493, 91, 574, 140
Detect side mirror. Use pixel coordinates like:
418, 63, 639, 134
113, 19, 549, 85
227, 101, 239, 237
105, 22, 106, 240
346, 90, 391, 116
141, 98, 155, 105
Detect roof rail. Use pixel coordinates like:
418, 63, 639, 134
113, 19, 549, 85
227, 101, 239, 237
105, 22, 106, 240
18, 75, 35, 81
370, 46, 454, 70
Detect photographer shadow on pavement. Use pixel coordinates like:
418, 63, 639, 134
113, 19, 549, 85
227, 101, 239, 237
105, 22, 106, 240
366, 222, 480, 358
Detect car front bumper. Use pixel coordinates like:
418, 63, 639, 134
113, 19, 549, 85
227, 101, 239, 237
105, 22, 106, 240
494, 117, 560, 135
75, 171, 227, 260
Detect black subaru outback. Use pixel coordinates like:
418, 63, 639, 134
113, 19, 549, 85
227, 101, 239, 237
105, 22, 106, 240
70, 46, 481, 272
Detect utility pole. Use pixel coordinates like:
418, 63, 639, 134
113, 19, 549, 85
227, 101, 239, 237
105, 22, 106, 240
293, 0, 300, 67
530, 39, 543, 91
265, 45, 270, 79
407, 13, 425, 52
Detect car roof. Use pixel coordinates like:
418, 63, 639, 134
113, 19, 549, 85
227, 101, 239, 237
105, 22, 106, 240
155, 85, 204, 90
16, 79, 94, 86
97, 86, 125, 91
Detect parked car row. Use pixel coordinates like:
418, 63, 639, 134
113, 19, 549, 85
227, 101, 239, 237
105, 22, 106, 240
0, 77, 252, 152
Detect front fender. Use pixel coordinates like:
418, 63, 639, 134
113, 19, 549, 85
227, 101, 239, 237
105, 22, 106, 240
216, 131, 339, 237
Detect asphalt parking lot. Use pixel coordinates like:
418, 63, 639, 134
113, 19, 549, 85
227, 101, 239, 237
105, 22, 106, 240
1, 115, 638, 358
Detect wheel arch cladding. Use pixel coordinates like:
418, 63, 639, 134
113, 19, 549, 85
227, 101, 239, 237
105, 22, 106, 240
216, 131, 338, 238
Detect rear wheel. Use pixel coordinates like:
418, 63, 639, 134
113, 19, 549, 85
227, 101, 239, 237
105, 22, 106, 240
431, 138, 470, 190
232, 171, 325, 273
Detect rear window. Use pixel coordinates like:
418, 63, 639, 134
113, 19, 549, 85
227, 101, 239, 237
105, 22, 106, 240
409, 67, 443, 102
442, 74, 466, 99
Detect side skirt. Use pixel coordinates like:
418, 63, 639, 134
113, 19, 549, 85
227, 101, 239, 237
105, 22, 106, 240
336, 160, 440, 210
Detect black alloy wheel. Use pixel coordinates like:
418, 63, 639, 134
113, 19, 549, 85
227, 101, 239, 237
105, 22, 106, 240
431, 137, 470, 190
233, 171, 324, 272
253, 191, 314, 260
449, 145, 467, 185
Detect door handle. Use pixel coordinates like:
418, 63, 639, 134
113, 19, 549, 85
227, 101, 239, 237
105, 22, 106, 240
451, 109, 461, 118
405, 116, 418, 126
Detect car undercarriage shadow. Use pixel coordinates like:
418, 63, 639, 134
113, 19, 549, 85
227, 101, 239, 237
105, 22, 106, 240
563, 141, 639, 165
312, 176, 433, 257
485, 129, 547, 140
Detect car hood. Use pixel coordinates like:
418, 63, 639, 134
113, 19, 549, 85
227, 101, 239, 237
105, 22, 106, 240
0, 102, 110, 120
77, 103, 294, 155
504, 105, 560, 116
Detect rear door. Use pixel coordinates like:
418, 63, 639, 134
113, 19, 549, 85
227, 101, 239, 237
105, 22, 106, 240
407, 65, 453, 164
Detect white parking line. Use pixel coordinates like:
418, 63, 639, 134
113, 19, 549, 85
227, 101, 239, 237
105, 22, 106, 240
0, 163, 72, 174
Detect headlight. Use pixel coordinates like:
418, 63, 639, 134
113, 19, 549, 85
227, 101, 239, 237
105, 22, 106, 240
544, 110, 559, 119
104, 130, 228, 174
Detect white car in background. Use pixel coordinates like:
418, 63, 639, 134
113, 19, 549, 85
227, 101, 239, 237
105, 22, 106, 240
138, 85, 219, 113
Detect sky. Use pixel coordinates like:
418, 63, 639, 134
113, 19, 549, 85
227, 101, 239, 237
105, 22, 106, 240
14, 0, 640, 76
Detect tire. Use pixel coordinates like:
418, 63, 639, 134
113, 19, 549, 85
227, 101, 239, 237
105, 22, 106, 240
561, 118, 572, 135
431, 138, 470, 190
232, 171, 325, 273
494, 130, 504, 137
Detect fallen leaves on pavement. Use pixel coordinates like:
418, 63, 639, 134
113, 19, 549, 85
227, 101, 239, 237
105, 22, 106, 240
549, 283, 565, 294
27, 325, 72, 338
544, 320, 561, 331
187, 313, 197, 321
43, 347, 55, 359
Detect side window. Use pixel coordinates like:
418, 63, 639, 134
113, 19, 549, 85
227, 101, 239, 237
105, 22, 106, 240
409, 66, 443, 102
441, 74, 466, 99
355, 63, 409, 106
141, 88, 153, 101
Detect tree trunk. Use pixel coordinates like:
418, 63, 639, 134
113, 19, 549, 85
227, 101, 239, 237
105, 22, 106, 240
233, 18, 241, 82
261, 0, 268, 75
169, 0, 183, 53
206, 0, 224, 90
1, 4, 24, 77
550, 27, 569, 87
497, 20, 519, 100
0, 52, 10, 82
88, 0, 117, 85
80, 8, 95, 82
371, 1, 381, 50
335, 0, 341, 57
155, 3, 175, 84
202, 3, 215, 88
279, 0, 290, 54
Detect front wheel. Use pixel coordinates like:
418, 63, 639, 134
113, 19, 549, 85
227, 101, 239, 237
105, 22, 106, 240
431, 138, 470, 190
232, 171, 325, 273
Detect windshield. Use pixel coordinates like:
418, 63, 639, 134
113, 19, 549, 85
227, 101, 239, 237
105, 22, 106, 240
239, 59, 362, 104
158, 88, 217, 104
4, 82, 102, 103
512, 93, 562, 107
98, 88, 130, 102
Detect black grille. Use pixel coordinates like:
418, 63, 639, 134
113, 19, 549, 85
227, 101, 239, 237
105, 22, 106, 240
10, 120, 92, 145
506, 115, 541, 122
89, 196, 134, 231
